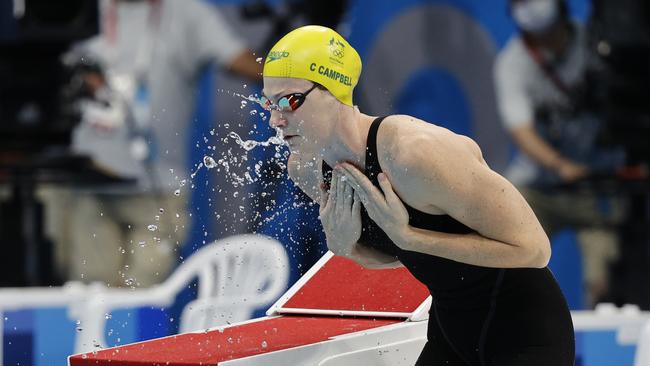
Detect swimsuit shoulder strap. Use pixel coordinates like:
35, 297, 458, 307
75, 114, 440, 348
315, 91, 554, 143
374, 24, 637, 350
321, 116, 388, 186
365, 116, 388, 184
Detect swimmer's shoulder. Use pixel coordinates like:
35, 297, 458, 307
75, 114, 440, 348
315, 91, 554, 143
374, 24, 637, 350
377, 115, 486, 178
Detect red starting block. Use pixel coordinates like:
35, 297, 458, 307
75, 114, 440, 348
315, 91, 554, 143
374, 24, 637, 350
69, 252, 432, 366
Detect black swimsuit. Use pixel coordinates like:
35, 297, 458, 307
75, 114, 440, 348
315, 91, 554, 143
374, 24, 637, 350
322, 117, 574, 366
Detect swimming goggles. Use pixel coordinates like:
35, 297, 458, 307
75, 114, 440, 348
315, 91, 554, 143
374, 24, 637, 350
259, 84, 318, 112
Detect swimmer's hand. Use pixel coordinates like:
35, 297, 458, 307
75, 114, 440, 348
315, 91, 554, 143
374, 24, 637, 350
319, 168, 362, 256
338, 163, 410, 248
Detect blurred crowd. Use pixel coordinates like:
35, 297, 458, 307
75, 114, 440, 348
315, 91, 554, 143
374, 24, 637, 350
1, 0, 649, 311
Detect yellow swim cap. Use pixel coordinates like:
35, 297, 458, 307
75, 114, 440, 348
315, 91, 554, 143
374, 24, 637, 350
263, 25, 362, 106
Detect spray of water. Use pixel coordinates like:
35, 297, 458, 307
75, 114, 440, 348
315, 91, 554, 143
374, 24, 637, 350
227, 127, 285, 151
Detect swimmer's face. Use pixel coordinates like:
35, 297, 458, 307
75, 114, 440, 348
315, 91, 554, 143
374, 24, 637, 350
262, 77, 335, 152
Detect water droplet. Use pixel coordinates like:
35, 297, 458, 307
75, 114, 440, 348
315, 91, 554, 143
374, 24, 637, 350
105, 313, 112, 320
261, 340, 268, 348
203, 156, 217, 169
255, 57, 263, 63
159, 208, 165, 214
249, 110, 257, 115
139, 241, 147, 247
174, 189, 181, 196
147, 224, 158, 231
242, 140, 257, 151
240, 100, 248, 109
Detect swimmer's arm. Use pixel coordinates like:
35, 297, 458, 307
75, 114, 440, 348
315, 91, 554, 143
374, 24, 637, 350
345, 244, 403, 269
392, 137, 551, 269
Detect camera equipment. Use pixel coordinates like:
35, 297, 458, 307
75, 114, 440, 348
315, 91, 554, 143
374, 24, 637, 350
0, 0, 99, 152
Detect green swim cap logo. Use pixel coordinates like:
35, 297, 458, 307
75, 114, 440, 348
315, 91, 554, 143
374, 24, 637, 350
266, 51, 290, 64
328, 37, 345, 58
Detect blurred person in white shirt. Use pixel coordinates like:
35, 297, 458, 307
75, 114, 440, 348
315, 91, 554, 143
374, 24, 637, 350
493, 0, 625, 307
49, 0, 261, 287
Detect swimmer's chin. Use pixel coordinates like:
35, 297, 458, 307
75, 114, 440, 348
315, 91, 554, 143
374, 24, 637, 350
284, 135, 301, 147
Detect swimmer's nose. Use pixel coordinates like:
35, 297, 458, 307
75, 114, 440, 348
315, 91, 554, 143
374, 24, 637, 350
269, 110, 287, 129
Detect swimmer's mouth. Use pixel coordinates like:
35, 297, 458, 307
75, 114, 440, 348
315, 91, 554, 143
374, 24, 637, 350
284, 135, 298, 141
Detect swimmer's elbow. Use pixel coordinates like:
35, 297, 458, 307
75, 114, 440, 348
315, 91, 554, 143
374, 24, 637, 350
357, 260, 403, 270
357, 261, 404, 269
527, 238, 551, 269
532, 247, 551, 268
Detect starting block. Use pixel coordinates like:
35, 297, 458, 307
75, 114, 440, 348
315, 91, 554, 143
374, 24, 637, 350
68, 252, 432, 365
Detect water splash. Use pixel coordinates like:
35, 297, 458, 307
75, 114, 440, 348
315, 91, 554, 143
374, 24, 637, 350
228, 128, 285, 152
177, 90, 303, 242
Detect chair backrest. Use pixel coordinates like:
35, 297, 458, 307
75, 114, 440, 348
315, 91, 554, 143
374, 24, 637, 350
177, 234, 290, 332
75, 234, 289, 351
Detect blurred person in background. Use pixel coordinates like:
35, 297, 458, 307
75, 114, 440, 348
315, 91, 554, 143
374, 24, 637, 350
49, 0, 262, 287
494, 0, 625, 307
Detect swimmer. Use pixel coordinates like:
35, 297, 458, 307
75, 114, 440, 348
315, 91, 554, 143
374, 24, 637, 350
261, 25, 574, 365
